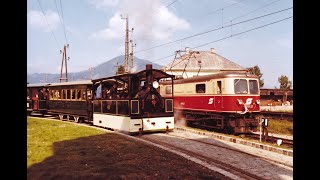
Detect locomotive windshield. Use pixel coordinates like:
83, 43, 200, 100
234, 79, 248, 94
249, 80, 259, 94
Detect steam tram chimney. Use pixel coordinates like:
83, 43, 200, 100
146, 64, 153, 87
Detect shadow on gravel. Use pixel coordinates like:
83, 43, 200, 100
27, 133, 231, 180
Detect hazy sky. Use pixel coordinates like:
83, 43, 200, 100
27, 0, 293, 88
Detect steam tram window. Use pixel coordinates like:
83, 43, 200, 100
196, 84, 206, 93
249, 80, 259, 94
234, 79, 248, 94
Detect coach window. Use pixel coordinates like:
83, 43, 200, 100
49, 90, 54, 99
61, 90, 65, 99
76, 90, 81, 100
55, 90, 60, 99
249, 80, 259, 94
234, 79, 248, 94
66, 89, 71, 99
196, 84, 206, 93
71, 90, 76, 100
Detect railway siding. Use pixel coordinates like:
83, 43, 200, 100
142, 131, 293, 180
175, 126, 293, 157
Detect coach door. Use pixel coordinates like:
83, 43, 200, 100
86, 88, 93, 121
215, 80, 223, 111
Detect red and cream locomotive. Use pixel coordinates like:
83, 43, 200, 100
160, 71, 260, 134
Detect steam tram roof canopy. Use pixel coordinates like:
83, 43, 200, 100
92, 67, 175, 83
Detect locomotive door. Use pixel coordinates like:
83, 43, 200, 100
215, 80, 223, 111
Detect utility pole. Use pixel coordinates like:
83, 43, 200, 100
121, 14, 134, 73
59, 44, 69, 82
129, 39, 136, 71
121, 14, 129, 73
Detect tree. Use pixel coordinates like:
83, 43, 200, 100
278, 75, 292, 90
116, 65, 125, 75
247, 65, 264, 87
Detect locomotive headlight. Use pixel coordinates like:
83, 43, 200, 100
153, 81, 159, 89
256, 99, 260, 105
237, 99, 243, 105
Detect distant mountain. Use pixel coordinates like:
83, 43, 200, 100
27, 55, 163, 83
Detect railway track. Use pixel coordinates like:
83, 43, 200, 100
141, 134, 266, 180
244, 133, 293, 149
260, 111, 293, 120
170, 133, 292, 168
140, 131, 292, 180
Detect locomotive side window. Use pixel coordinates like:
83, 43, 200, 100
249, 80, 259, 94
196, 84, 206, 93
166, 86, 172, 94
217, 81, 222, 94
234, 79, 248, 94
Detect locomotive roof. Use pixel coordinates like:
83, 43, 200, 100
48, 80, 92, 87
161, 71, 258, 85
92, 68, 174, 83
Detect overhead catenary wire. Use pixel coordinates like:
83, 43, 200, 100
135, 7, 292, 54
135, 15, 292, 69
54, 0, 68, 44
59, 0, 68, 44
231, 0, 282, 22
207, 0, 249, 15
36, 0, 61, 50
192, 16, 293, 49
166, 0, 178, 7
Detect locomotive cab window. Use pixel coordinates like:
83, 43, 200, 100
234, 79, 248, 94
249, 80, 259, 94
196, 84, 206, 93
165, 86, 172, 94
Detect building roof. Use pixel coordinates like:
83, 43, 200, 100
163, 49, 247, 72
260, 88, 293, 96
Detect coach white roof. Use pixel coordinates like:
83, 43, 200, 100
48, 80, 92, 87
